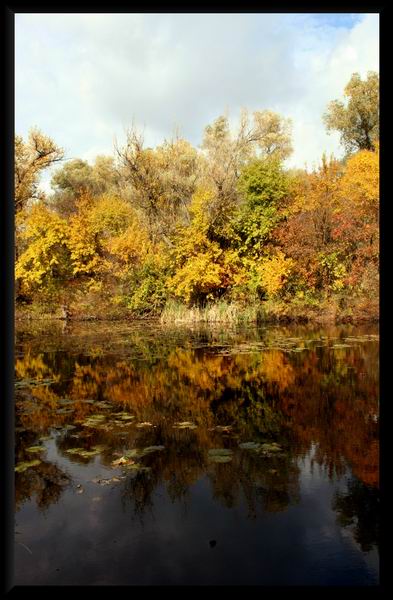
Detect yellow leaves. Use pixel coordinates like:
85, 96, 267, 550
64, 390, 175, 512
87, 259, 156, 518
255, 251, 294, 298
168, 248, 223, 304
105, 221, 151, 271
15, 203, 70, 291
89, 194, 134, 236
339, 146, 379, 208
189, 188, 215, 231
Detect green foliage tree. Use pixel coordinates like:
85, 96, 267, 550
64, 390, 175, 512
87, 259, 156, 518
323, 71, 379, 153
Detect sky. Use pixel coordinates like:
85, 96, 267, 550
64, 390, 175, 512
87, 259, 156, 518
15, 13, 379, 192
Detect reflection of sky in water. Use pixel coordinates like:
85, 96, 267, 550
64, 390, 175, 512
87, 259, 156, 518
14, 322, 379, 585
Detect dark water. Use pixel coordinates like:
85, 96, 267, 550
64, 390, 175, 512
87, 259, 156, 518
14, 321, 379, 585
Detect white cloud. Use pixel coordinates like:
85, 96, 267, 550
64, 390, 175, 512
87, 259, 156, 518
15, 12, 379, 181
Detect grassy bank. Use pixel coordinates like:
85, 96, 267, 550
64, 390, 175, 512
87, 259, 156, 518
16, 291, 379, 325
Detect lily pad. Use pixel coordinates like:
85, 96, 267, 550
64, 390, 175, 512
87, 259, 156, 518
208, 454, 233, 463
78, 449, 102, 458
91, 444, 106, 453
260, 442, 282, 453
208, 448, 233, 456
124, 448, 144, 459
112, 456, 134, 466
143, 445, 165, 454
15, 459, 41, 472
173, 422, 197, 430
95, 402, 112, 409
65, 447, 85, 455
239, 442, 261, 450
332, 344, 351, 349
208, 448, 233, 462
91, 477, 111, 485
122, 463, 151, 472
26, 446, 46, 453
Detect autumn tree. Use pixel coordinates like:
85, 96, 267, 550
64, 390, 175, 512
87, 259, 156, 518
15, 203, 71, 298
50, 156, 120, 217
15, 128, 64, 214
332, 145, 379, 294
115, 129, 200, 244
200, 110, 292, 237
275, 155, 345, 293
323, 71, 379, 153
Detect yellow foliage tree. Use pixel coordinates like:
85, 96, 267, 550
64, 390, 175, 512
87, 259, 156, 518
168, 189, 243, 304
339, 144, 379, 215
15, 203, 70, 293
255, 250, 294, 298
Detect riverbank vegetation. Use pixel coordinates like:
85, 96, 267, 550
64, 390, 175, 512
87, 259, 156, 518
15, 72, 379, 324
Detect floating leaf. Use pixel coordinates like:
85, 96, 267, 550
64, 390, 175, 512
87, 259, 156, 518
15, 459, 41, 473
66, 447, 85, 455
208, 455, 232, 463
112, 456, 134, 466
208, 448, 233, 462
136, 422, 154, 428
95, 402, 112, 409
260, 443, 282, 453
94, 478, 112, 486
26, 446, 46, 453
332, 344, 351, 349
122, 464, 151, 472
78, 449, 101, 458
173, 422, 197, 430
91, 444, 106, 453
143, 445, 165, 454
239, 442, 261, 450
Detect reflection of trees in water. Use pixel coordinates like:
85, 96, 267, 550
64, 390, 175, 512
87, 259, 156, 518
15, 460, 71, 512
15, 323, 378, 525
333, 479, 379, 552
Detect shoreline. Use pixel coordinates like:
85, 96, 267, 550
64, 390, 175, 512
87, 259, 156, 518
15, 308, 379, 326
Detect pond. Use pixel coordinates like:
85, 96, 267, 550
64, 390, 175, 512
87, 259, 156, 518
14, 320, 379, 585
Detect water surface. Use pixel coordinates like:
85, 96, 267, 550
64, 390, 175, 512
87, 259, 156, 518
14, 321, 379, 585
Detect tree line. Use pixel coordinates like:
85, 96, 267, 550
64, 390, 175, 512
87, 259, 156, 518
15, 72, 379, 322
